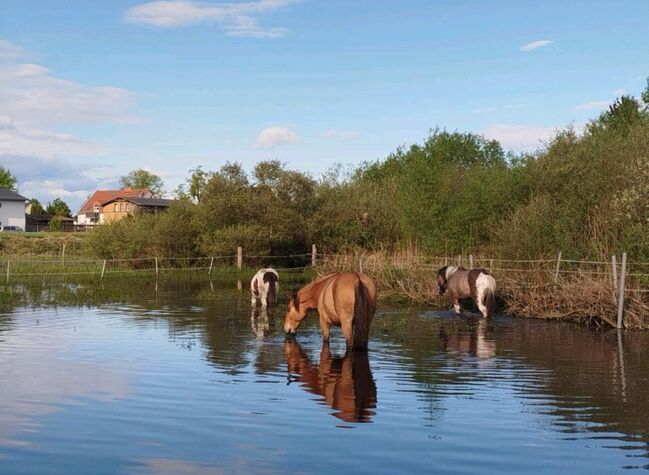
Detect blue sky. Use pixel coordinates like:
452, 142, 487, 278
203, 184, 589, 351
1, 0, 648, 212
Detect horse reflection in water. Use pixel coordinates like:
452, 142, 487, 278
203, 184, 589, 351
250, 307, 270, 340
284, 340, 377, 423
438, 320, 496, 361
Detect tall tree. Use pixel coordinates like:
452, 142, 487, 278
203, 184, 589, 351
28, 198, 46, 215
120, 169, 164, 196
0, 166, 18, 191
46, 198, 72, 217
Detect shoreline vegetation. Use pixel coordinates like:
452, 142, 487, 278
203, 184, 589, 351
0, 249, 647, 329
3, 86, 649, 328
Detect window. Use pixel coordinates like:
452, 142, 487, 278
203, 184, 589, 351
126, 203, 130, 212
114, 203, 118, 212
120, 203, 125, 211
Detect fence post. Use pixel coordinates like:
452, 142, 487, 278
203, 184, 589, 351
101, 259, 106, 280
469, 254, 474, 268
359, 255, 365, 273
489, 258, 494, 272
155, 257, 159, 276
61, 242, 66, 266
208, 257, 214, 275
5, 260, 9, 283
554, 251, 562, 283
237, 247, 243, 271
457, 255, 461, 266
616, 252, 627, 329
611, 255, 618, 288
311, 244, 317, 267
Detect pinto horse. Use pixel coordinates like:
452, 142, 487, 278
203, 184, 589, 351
436, 266, 496, 318
250, 268, 279, 307
283, 272, 377, 350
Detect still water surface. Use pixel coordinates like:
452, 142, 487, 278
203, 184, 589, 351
1, 282, 648, 474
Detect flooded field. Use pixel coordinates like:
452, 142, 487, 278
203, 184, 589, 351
1, 280, 648, 474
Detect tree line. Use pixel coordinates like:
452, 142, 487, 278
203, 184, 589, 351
85, 80, 649, 261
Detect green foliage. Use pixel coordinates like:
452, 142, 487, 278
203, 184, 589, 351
86, 79, 649, 262
46, 198, 72, 217
0, 166, 18, 191
28, 199, 46, 215
120, 169, 164, 196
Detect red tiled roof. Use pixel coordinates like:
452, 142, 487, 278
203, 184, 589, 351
77, 188, 151, 214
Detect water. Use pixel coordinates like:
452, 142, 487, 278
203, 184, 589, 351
1, 282, 648, 474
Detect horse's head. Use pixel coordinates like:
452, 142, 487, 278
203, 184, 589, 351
436, 266, 449, 295
284, 292, 307, 335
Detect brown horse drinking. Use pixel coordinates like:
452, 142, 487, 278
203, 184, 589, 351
436, 266, 496, 318
284, 340, 377, 423
283, 272, 377, 350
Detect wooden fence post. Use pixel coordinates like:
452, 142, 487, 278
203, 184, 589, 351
554, 251, 562, 283
237, 246, 243, 271
616, 252, 627, 329
489, 258, 494, 272
469, 254, 474, 268
101, 259, 106, 280
611, 255, 617, 288
311, 244, 317, 267
457, 255, 461, 266
61, 242, 66, 266
5, 260, 9, 283
359, 255, 365, 273
155, 257, 159, 276
208, 257, 214, 275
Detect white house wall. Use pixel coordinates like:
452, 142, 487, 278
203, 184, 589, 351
0, 201, 26, 229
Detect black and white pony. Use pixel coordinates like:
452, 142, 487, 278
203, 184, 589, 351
250, 268, 279, 307
436, 266, 496, 318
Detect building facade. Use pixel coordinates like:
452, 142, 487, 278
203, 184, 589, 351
0, 189, 28, 230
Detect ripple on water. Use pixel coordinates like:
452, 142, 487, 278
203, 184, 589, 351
1, 296, 649, 474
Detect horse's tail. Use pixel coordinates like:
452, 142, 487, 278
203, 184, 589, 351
484, 276, 496, 318
264, 271, 278, 305
352, 277, 373, 351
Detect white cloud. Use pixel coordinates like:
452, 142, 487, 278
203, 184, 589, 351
574, 100, 611, 111
473, 104, 527, 114
612, 88, 626, 96
0, 39, 139, 210
483, 124, 557, 151
321, 130, 360, 141
0, 39, 28, 59
520, 39, 555, 51
123, 0, 295, 38
255, 125, 299, 148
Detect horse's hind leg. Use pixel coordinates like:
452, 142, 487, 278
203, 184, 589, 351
342, 319, 353, 349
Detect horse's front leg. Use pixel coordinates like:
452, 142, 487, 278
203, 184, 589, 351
453, 299, 461, 316
260, 289, 268, 307
319, 314, 331, 343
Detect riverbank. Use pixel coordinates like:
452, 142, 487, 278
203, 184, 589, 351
316, 250, 649, 330
1, 249, 648, 329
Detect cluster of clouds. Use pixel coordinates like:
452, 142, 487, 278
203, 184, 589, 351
122, 0, 295, 38
0, 40, 136, 208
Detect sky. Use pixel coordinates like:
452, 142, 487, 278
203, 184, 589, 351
1, 0, 648, 212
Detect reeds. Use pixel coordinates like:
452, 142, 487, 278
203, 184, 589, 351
317, 251, 649, 329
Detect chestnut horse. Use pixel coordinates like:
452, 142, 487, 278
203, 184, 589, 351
284, 340, 376, 423
436, 266, 496, 318
283, 272, 377, 350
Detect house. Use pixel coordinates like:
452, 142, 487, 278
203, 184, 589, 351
75, 188, 154, 225
101, 196, 175, 223
0, 188, 28, 230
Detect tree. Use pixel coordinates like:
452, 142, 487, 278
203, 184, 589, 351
120, 169, 164, 196
188, 166, 210, 203
28, 199, 46, 215
641, 76, 649, 108
0, 166, 17, 191
46, 198, 72, 217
